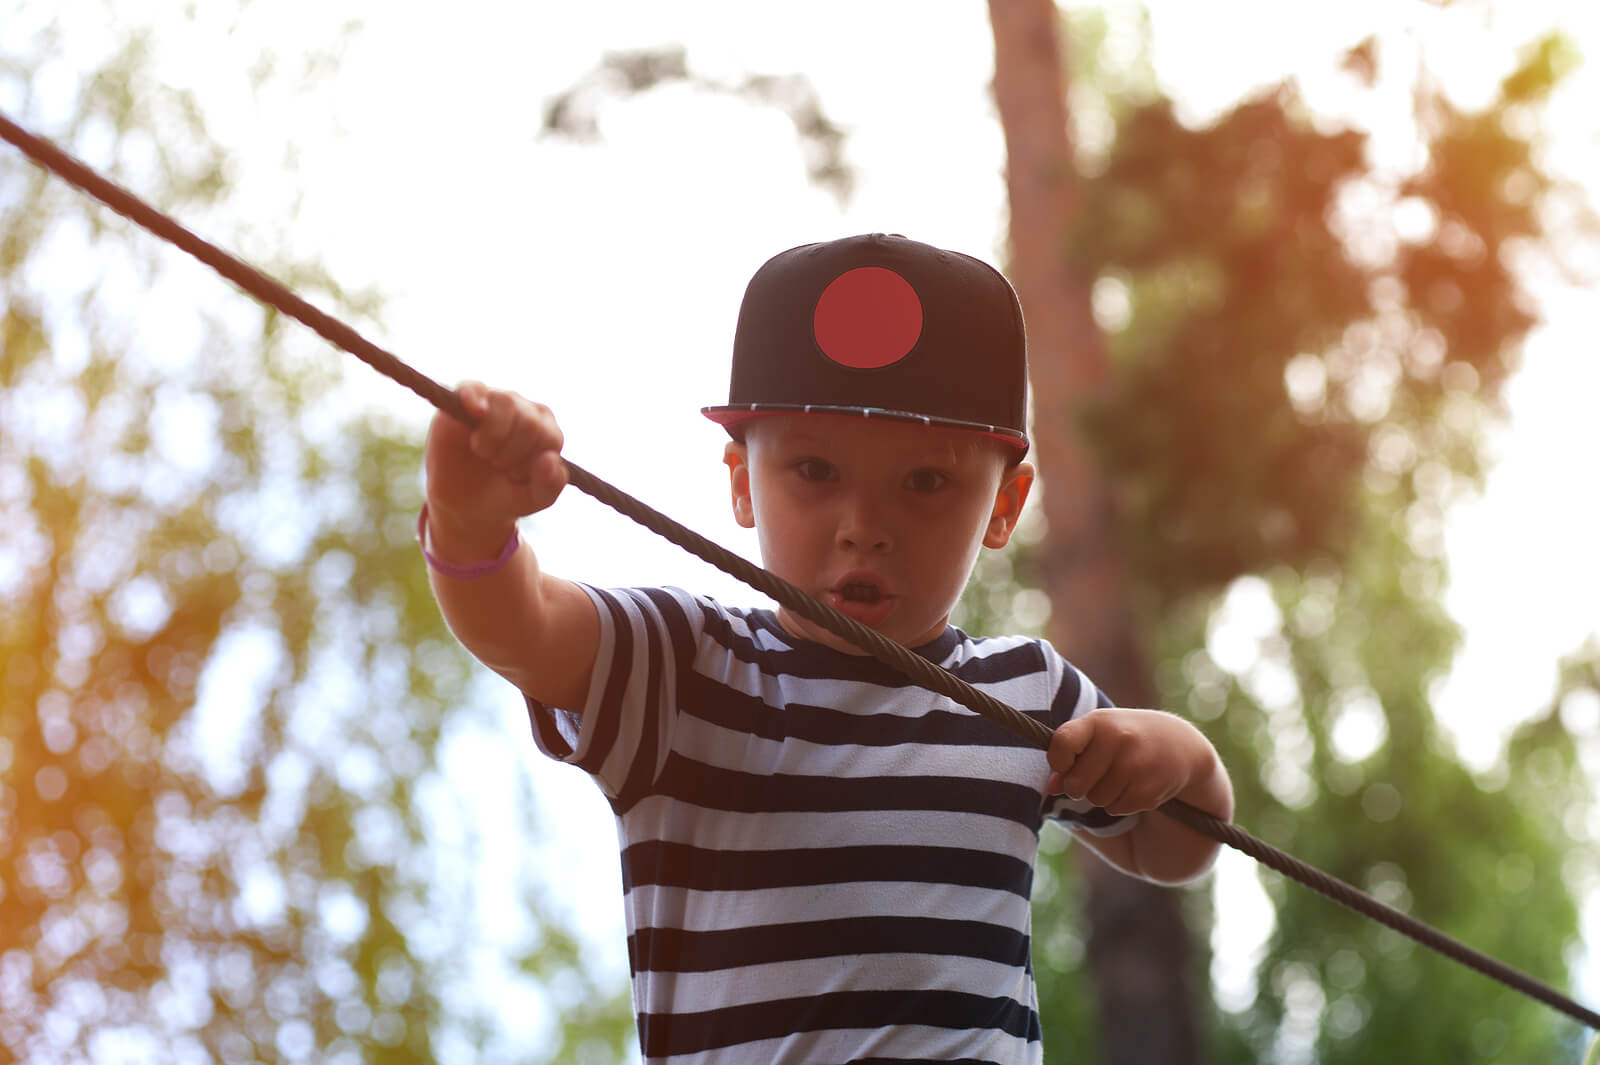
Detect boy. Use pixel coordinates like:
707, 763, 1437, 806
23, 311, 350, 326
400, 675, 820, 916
421, 233, 1233, 1064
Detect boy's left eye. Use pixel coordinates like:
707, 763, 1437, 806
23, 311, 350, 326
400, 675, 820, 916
795, 458, 838, 482
904, 468, 948, 493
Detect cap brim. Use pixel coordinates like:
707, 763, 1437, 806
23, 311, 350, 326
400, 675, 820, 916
702, 403, 1029, 456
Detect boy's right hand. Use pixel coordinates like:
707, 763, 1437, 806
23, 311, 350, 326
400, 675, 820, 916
423, 382, 567, 553
422, 382, 600, 712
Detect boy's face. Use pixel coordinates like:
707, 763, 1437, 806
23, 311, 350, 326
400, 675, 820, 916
724, 415, 1034, 653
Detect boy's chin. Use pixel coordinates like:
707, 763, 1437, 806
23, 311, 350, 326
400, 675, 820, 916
777, 607, 946, 653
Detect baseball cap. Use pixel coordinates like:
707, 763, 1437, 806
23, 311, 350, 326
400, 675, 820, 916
702, 233, 1029, 456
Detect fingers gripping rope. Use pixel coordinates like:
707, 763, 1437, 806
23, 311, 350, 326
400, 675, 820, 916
5, 110, 1598, 1036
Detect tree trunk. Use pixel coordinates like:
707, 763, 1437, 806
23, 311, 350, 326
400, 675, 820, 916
986, 2, 1207, 1062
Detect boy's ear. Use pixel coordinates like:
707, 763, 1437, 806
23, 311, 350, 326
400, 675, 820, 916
723, 442, 755, 529
983, 461, 1035, 549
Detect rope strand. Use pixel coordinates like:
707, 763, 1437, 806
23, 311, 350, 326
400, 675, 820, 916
5, 108, 1596, 1035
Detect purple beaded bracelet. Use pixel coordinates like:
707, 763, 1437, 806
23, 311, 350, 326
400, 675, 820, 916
416, 504, 521, 581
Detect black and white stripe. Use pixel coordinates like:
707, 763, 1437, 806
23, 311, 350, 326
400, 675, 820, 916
528, 587, 1133, 1065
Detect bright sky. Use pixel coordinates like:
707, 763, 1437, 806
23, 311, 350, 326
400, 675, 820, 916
26, 0, 1600, 1053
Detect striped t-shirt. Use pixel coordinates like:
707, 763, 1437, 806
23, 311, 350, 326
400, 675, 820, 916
527, 586, 1135, 1065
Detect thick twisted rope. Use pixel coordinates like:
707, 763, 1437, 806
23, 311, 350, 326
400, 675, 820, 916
5, 110, 1597, 1038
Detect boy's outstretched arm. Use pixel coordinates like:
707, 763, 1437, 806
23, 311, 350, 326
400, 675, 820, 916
422, 382, 599, 712
1047, 708, 1235, 885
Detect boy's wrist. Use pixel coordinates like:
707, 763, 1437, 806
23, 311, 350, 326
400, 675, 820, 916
417, 504, 520, 579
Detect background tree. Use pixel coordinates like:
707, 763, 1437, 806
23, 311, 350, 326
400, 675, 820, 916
982, 3, 1595, 1063
989, 2, 1206, 1061
0, 5, 633, 1063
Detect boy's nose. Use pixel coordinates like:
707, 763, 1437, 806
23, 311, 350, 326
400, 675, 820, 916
835, 496, 893, 553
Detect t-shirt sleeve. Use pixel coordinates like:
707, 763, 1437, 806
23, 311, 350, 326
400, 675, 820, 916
1039, 644, 1141, 838
525, 585, 700, 810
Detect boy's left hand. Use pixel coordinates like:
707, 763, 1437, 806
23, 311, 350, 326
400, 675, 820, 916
1046, 708, 1208, 817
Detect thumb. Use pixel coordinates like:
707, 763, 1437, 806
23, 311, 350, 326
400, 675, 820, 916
457, 379, 490, 420
1047, 714, 1095, 774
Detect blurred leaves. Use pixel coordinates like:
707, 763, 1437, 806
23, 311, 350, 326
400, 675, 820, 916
967, 12, 1597, 1063
1, 4, 631, 1063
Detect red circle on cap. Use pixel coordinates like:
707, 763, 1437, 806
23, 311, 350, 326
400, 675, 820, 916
813, 266, 923, 369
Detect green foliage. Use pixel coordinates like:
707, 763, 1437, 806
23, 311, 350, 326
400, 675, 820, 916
1028, 828, 1101, 1065
967, 15, 1597, 1064
0, 6, 632, 1063
1077, 91, 1373, 601
1161, 527, 1587, 1063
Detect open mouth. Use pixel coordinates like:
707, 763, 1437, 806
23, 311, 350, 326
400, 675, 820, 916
825, 577, 896, 627
838, 581, 883, 604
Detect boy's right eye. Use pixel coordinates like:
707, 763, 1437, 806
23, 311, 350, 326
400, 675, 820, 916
794, 458, 838, 482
